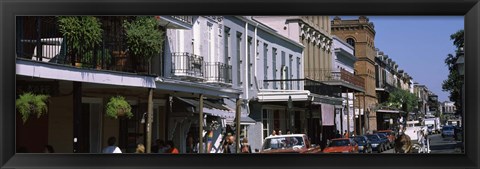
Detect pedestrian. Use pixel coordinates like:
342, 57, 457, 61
225, 135, 237, 153
102, 136, 122, 153
335, 130, 342, 138
344, 130, 348, 138
186, 132, 194, 153
278, 130, 283, 135
151, 139, 160, 153
166, 140, 179, 154
240, 138, 252, 153
43, 145, 55, 153
270, 130, 277, 137
157, 140, 168, 153
136, 144, 145, 153
286, 129, 292, 135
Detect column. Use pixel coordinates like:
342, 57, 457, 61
236, 98, 242, 153
73, 82, 82, 153
358, 92, 362, 135
346, 88, 349, 137
146, 88, 154, 153
199, 94, 204, 153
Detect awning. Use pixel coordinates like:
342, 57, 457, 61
377, 109, 400, 114
256, 90, 310, 102
321, 104, 335, 126
175, 97, 236, 120
240, 116, 256, 125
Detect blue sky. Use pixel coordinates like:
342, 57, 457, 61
332, 16, 464, 102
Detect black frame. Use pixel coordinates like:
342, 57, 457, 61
1, 0, 479, 168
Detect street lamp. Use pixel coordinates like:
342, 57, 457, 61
454, 46, 465, 148
456, 47, 465, 76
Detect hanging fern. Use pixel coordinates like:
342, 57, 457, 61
16, 92, 50, 123
105, 96, 133, 119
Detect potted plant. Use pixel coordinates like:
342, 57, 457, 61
16, 92, 50, 124
57, 16, 103, 67
123, 16, 164, 73
105, 96, 133, 119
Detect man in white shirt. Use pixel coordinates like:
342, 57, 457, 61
103, 137, 122, 153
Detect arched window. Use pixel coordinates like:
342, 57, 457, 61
346, 38, 355, 47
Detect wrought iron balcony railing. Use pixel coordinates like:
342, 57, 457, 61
205, 62, 232, 84
262, 79, 303, 90
16, 16, 150, 74
305, 68, 365, 89
171, 52, 204, 78
171, 16, 193, 25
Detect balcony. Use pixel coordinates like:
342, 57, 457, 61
306, 68, 365, 92
262, 79, 341, 98
16, 16, 150, 74
205, 62, 232, 85
156, 16, 194, 29
171, 52, 204, 80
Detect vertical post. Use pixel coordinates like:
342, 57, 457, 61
364, 92, 368, 132
73, 82, 82, 153
199, 94, 204, 153
36, 17, 42, 62
346, 89, 349, 137
236, 98, 242, 153
146, 88, 154, 153
353, 91, 356, 135
358, 93, 362, 135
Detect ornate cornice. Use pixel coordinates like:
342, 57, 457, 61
299, 22, 333, 52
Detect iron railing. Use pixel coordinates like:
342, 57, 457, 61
171, 52, 204, 78
305, 68, 365, 89
205, 62, 232, 84
171, 16, 194, 25
262, 79, 302, 90
16, 16, 151, 74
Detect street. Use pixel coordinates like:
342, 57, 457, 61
381, 134, 462, 154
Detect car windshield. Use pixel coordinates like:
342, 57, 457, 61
443, 126, 454, 130
329, 139, 350, 147
377, 133, 387, 138
353, 137, 366, 144
262, 136, 304, 150
366, 135, 379, 141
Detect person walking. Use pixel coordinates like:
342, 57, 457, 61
102, 137, 122, 153
240, 138, 252, 153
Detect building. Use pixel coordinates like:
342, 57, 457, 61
331, 16, 378, 131
414, 83, 430, 116
15, 16, 242, 153
332, 36, 367, 136
214, 16, 309, 151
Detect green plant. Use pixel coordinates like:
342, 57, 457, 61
57, 16, 103, 62
123, 16, 164, 61
105, 96, 133, 119
81, 49, 112, 68
16, 92, 50, 123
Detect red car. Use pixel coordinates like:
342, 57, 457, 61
323, 138, 358, 153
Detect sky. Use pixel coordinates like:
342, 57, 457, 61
331, 16, 464, 102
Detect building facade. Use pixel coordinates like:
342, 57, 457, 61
331, 16, 378, 131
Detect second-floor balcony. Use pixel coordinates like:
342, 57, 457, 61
306, 68, 365, 92
16, 16, 152, 74
171, 52, 204, 79
205, 62, 232, 85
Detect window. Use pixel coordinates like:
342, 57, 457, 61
264, 43, 268, 89
237, 32, 242, 86
297, 57, 301, 89
224, 27, 231, 83
281, 51, 286, 90
272, 48, 277, 89
346, 38, 355, 53
207, 22, 213, 59
248, 37, 252, 88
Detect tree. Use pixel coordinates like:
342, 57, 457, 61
385, 89, 419, 120
442, 30, 464, 114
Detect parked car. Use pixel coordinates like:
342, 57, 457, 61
441, 125, 455, 138
351, 135, 372, 153
323, 138, 359, 153
376, 133, 392, 150
365, 134, 388, 153
260, 134, 322, 153
375, 130, 396, 148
